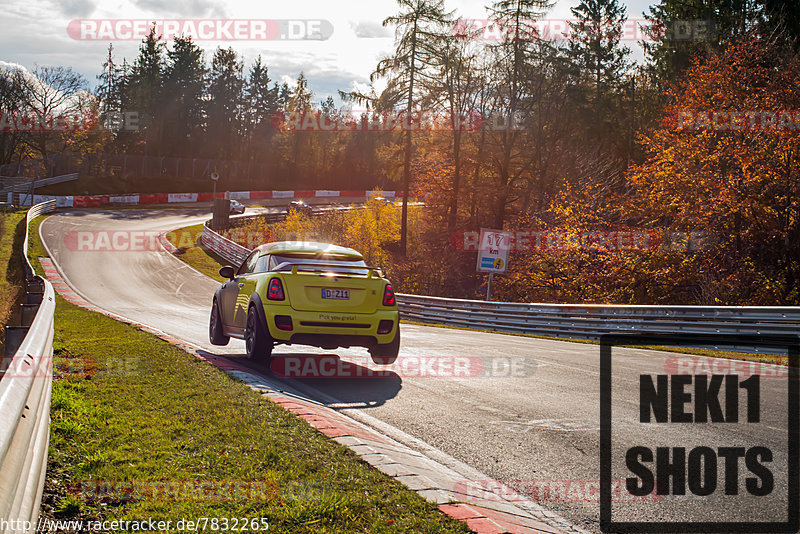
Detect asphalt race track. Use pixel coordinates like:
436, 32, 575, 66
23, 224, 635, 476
40, 208, 794, 532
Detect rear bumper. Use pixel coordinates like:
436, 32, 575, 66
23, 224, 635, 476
263, 306, 399, 347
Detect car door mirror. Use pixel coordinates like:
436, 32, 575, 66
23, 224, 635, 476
219, 266, 235, 280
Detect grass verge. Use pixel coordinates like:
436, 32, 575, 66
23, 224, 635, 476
165, 221, 787, 366
165, 224, 228, 282
0, 209, 26, 352
7, 211, 469, 533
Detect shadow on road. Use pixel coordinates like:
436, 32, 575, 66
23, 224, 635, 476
216, 351, 403, 408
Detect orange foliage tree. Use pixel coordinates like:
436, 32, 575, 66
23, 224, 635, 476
627, 36, 800, 304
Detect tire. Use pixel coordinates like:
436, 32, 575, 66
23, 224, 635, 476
209, 299, 229, 346
371, 327, 400, 365
245, 305, 273, 364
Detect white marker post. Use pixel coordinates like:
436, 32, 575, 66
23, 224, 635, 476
476, 229, 512, 301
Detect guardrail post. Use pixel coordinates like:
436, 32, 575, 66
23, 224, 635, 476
3, 326, 29, 357
25, 292, 43, 305
25, 277, 44, 294
19, 304, 40, 327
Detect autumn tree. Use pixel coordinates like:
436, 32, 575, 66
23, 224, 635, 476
426, 29, 481, 231
20, 65, 89, 172
628, 36, 800, 304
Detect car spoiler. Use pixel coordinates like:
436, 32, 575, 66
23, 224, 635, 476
273, 262, 383, 278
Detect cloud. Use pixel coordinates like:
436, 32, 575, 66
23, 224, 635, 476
251, 51, 370, 104
0, 61, 43, 88
350, 20, 391, 39
52, 0, 96, 18
0, 61, 30, 74
130, 0, 227, 18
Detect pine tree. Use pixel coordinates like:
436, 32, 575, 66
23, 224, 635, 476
128, 25, 165, 156
207, 47, 244, 159
163, 36, 207, 156
485, 0, 552, 228
566, 0, 631, 156
373, 0, 455, 255
245, 56, 279, 162
287, 73, 314, 175
96, 45, 122, 124
568, 0, 630, 100
642, 0, 758, 85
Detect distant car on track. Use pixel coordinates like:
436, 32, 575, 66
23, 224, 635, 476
229, 199, 246, 214
209, 241, 400, 365
287, 199, 313, 216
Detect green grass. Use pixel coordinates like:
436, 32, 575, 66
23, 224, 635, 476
165, 224, 228, 282
9, 212, 470, 533
28, 213, 49, 275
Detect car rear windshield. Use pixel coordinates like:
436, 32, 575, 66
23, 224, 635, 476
269, 254, 369, 275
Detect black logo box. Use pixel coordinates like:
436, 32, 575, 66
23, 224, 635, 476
599, 333, 799, 533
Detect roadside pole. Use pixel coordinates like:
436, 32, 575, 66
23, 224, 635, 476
476, 229, 511, 302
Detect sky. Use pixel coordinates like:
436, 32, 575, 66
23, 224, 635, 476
2, 0, 655, 104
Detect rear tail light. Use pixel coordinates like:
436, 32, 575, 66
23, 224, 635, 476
377, 320, 394, 334
382, 284, 395, 306
274, 315, 293, 331
267, 278, 285, 300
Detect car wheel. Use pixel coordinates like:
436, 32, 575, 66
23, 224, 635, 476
245, 305, 273, 364
209, 299, 229, 346
371, 327, 399, 365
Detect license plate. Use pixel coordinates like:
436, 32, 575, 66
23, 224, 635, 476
321, 288, 349, 300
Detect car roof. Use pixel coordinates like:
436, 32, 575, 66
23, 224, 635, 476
255, 241, 364, 259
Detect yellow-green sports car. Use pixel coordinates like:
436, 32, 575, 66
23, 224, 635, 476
209, 241, 400, 365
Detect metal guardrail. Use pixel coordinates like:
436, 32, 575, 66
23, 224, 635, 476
200, 204, 363, 267
397, 294, 800, 354
21, 201, 56, 280
201, 219, 251, 267
200, 217, 799, 354
1, 173, 79, 195
0, 199, 56, 531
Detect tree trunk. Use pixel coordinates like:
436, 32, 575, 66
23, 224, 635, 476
448, 130, 462, 232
